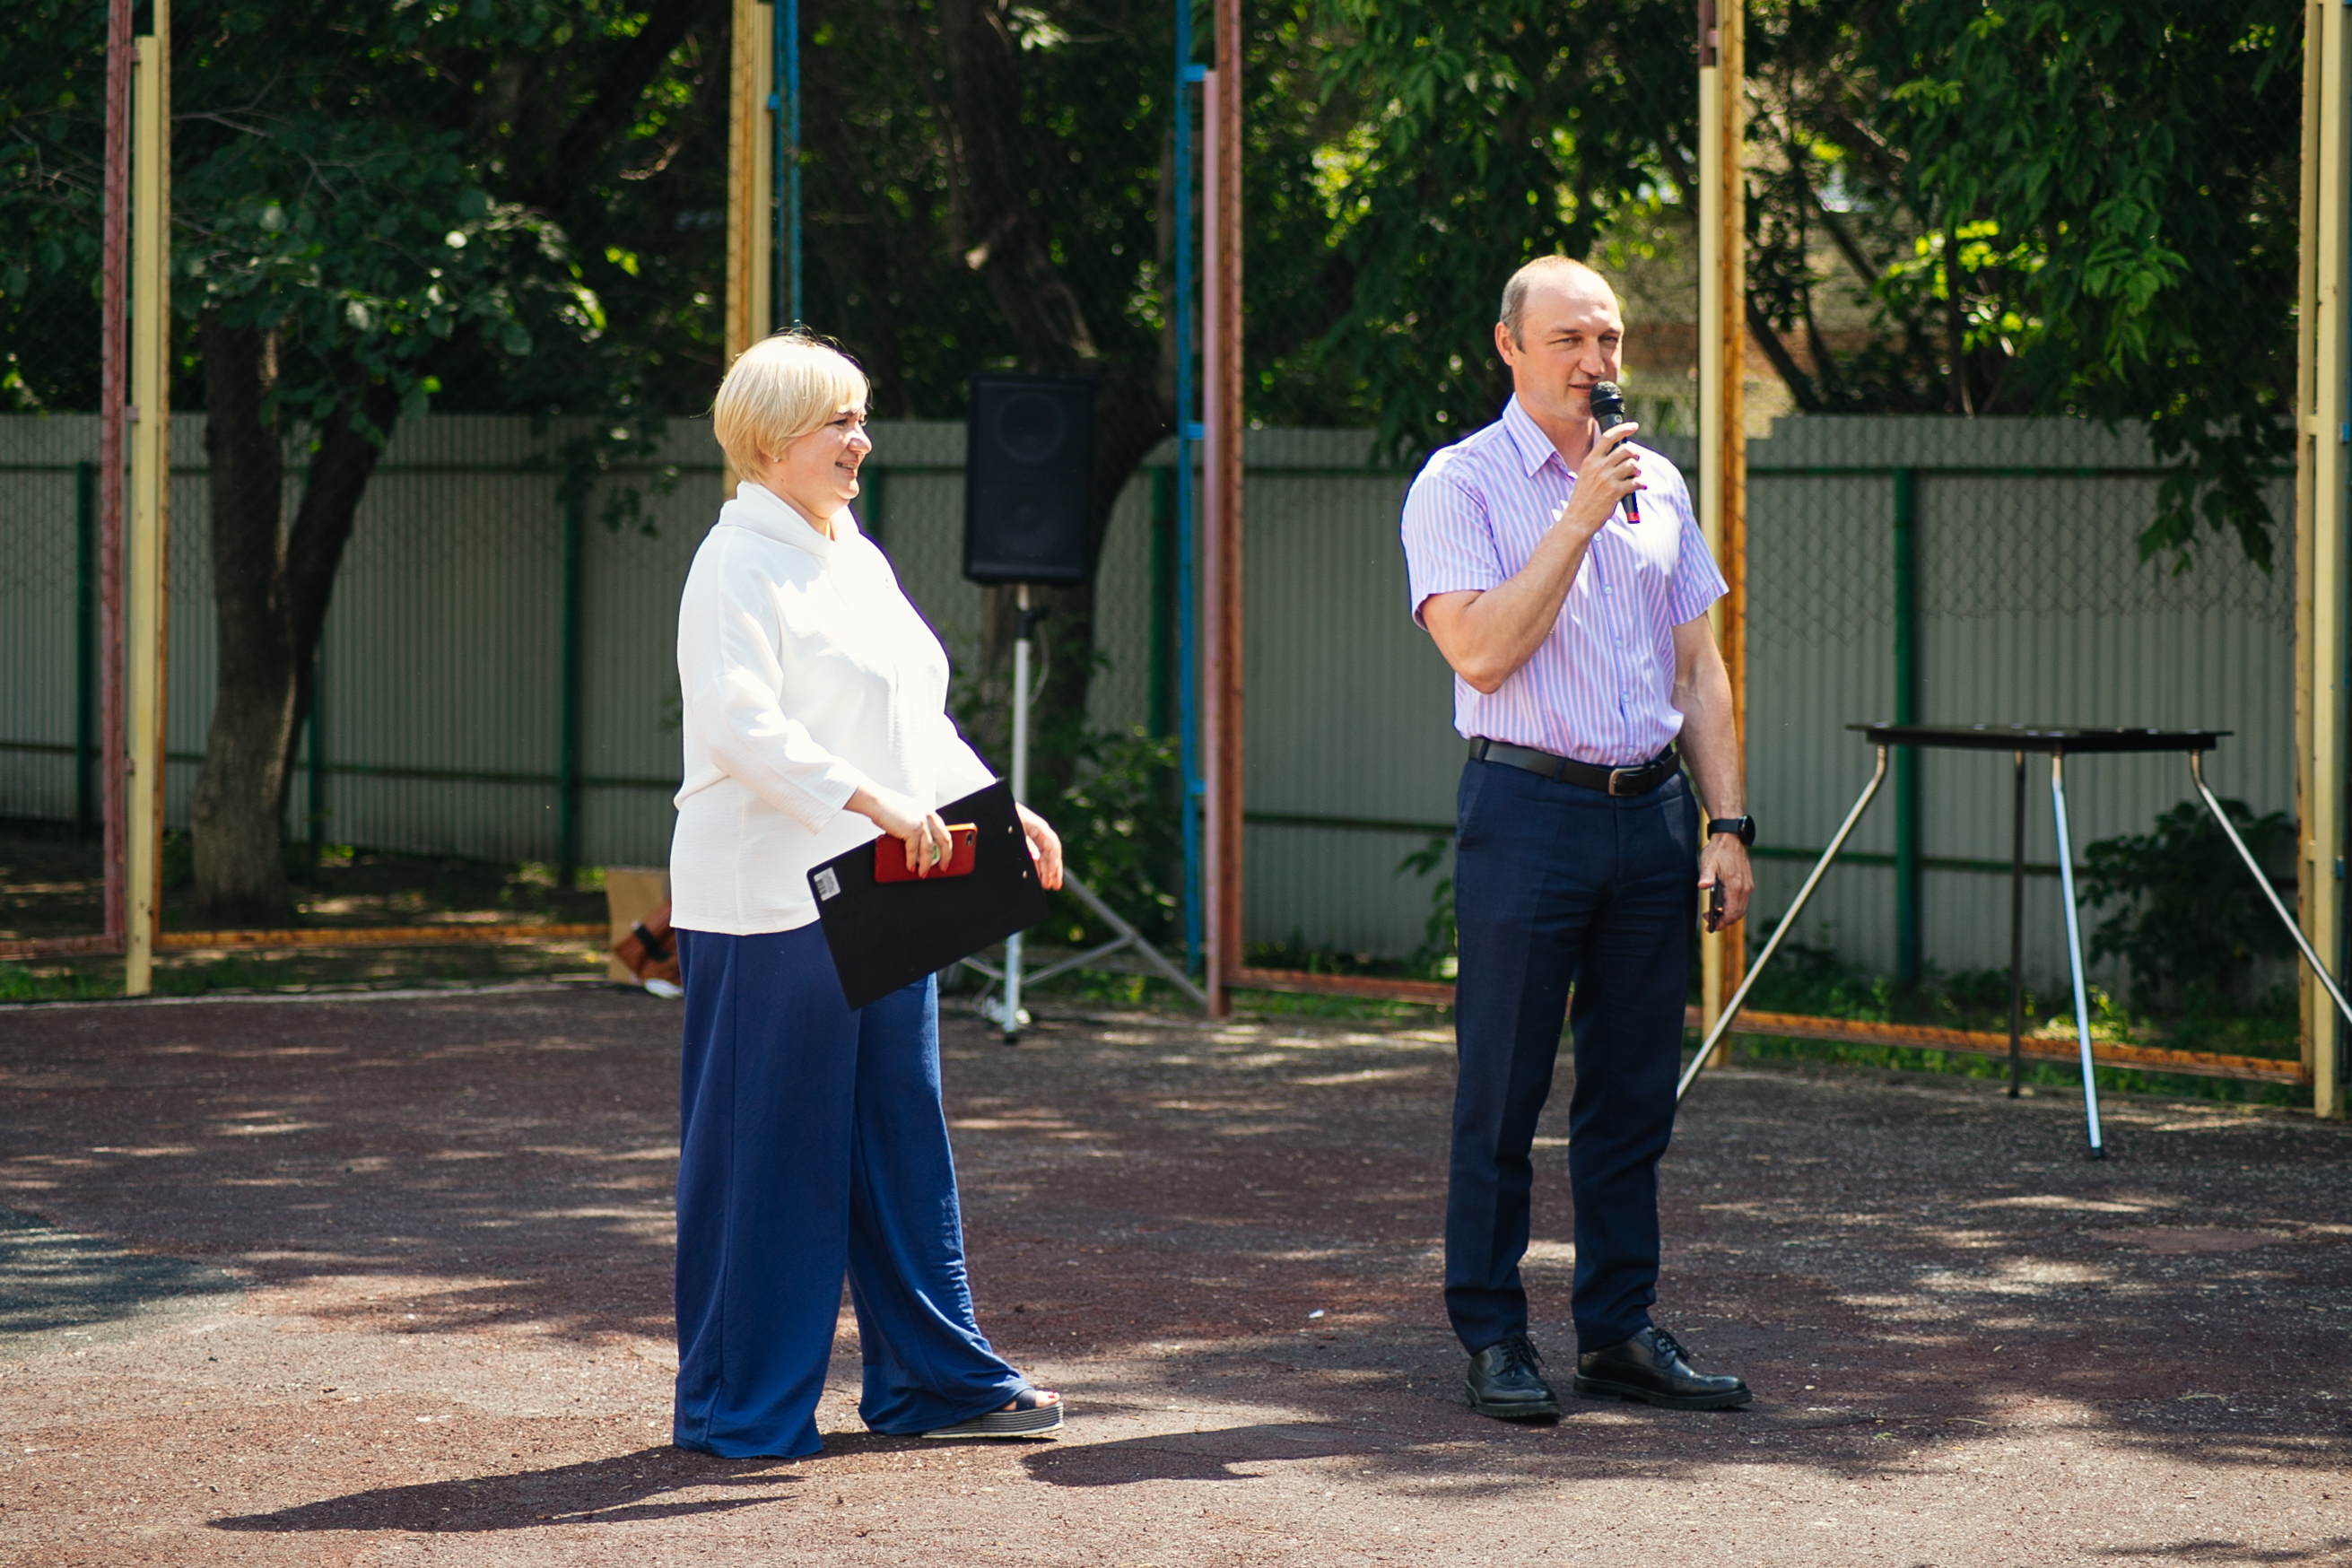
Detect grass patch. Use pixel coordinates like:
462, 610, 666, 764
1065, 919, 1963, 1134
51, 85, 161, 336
1724, 942, 2304, 1106
992, 933, 2312, 1105
1, 819, 613, 1002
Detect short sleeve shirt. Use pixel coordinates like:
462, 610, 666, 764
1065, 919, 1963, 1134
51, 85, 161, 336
1399, 396, 1726, 766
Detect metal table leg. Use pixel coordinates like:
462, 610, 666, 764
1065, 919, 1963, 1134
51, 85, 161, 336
2008, 749, 2025, 1098
2048, 753, 2105, 1158
1677, 745, 1890, 1101
2190, 751, 2352, 1031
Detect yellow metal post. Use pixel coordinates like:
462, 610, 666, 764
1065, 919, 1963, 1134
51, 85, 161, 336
1697, 0, 1745, 1062
123, 5, 170, 997
2294, 1, 2318, 1103
2305, 0, 2350, 1118
722, 0, 774, 491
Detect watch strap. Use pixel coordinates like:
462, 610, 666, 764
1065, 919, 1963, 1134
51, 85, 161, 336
1706, 815, 1755, 846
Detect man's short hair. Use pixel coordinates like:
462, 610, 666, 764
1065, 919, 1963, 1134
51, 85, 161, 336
712, 331, 870, 475
1499, 256, 1609, 346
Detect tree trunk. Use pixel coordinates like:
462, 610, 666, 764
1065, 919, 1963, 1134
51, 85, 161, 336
279, 373, 403, 785
934, 0, 1173, 804
189, 312, 399, 924
189, 314, 300, 925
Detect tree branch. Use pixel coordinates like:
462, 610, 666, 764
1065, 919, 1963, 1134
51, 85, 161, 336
1746, 298, 1824, 414
284, 376, 403, 676
527, 0, 726, 213
932, 0, 1102, 371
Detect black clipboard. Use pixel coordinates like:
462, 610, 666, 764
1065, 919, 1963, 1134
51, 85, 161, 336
806, 780, 1049, 1010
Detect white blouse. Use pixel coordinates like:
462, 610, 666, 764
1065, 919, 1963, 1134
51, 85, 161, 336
669, 482, 996, 935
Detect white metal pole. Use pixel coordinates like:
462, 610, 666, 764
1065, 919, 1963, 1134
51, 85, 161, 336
1678, 746, 1887, 1101
2193, 751, 2352, 1031
1000, 584, 1031, 1040
2049, 754, 2106, 1158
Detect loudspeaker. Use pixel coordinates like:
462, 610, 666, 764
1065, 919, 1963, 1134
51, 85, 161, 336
963, 372, 1094, 586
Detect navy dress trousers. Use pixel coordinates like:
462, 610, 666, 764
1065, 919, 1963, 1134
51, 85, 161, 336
672, 925, 1024, 1458
1442, 755, 1700, 1356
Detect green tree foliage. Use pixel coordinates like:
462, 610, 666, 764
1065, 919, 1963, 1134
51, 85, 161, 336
2080, 798, 2297, 1006
1, 3, 114, 408
1306, 0, 2303, 571
3, 0, 729, 423
1854, 0, 2304, 569
3, 0, 733, 919
1308, 0, 1698, 461
798, 0, 1168, 419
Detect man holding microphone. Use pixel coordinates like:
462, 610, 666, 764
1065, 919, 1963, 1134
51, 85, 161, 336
1401, 256, 1755, 1419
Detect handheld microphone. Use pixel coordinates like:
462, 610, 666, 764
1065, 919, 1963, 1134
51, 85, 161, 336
1588, 380, 1639, 525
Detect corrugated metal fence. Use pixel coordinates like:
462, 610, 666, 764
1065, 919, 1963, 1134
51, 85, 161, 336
1738, 419, 2292, 988
0, 414, 2293, 986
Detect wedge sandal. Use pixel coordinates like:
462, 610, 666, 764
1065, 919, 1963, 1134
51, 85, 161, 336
921, 1388, 1065, 1440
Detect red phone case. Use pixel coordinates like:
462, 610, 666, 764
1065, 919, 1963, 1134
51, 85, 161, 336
874, 824, 979, 884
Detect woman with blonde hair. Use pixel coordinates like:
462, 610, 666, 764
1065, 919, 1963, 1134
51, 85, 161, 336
668, 331, 1066, 1458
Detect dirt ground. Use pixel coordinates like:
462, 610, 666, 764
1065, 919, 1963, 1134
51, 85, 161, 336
0, 987, 2345, 1567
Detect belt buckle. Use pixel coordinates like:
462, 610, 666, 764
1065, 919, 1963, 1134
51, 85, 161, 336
1607, 766, 1639, 797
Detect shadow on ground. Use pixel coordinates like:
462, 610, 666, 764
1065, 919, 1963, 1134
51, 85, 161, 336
0, 989, 2347, 1565
0, 1206, 241, 1357
210, 1447, 800, 1533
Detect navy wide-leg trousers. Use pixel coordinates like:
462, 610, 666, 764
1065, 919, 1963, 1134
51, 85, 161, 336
1443, 757, 1699, 1357
672, 925, 1023, 1459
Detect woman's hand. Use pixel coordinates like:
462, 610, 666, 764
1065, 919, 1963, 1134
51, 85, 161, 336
848, 785, 953, 877
1015, 804, 1064, 891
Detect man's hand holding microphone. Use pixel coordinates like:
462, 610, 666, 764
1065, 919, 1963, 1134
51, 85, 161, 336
1554, 379, 1646, 540
1581, 380, 1753, 934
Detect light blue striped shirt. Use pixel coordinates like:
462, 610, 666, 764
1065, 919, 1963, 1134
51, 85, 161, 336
1400, 396, 1726, 767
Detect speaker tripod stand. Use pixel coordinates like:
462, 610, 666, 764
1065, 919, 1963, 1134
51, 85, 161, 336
963, 585, 1207, 1040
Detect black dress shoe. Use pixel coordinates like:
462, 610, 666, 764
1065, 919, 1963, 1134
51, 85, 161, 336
1464, 1332, 1562, 1420
1572, 1326, 1751, 1410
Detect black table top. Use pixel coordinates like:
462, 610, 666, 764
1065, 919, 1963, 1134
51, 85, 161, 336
1846, 723, 2228, 754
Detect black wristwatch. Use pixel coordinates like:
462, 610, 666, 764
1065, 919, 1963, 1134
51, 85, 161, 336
1707, 815, 1755, 846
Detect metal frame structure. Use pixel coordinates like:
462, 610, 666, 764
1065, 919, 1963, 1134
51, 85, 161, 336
8, 0, 885, 994
20, 0, 2343, 1058
1195, 0, 1755, 1017
13, 0, 771, 987
962, 873, 1207, 1020
1189, 0, 2341, 1122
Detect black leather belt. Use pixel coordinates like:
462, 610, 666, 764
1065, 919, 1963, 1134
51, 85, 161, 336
1468, 737, 1679, 797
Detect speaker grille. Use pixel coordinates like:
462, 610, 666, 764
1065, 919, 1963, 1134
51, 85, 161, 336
964, 373, 1093, 586
989, 393, 1069, 466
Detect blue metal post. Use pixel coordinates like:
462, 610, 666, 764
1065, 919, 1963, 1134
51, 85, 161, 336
1174, 9, 1205, 971
773, 0, 802, 327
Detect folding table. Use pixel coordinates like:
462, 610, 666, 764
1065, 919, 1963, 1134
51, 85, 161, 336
1677, 725, 2352, 1157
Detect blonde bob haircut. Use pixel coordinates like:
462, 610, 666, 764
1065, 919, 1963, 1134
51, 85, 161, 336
712, 331, 870, 475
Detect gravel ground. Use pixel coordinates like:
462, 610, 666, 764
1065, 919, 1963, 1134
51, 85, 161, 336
0, 987, 2345, 1567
